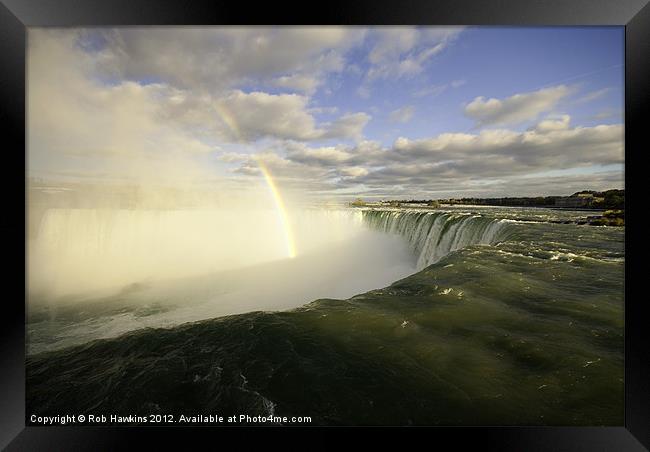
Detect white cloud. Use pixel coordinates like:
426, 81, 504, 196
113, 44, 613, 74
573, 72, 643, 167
365, 27, 462, 81
286, 142, 352, 165
28, 31, 217, 184
389, 106, 415, 123
155, 88, 369, 144
533, 114, 571, 133
340, 166, 369, 178
216, 90, 323, 141
321, 112, 371, 142
28, 28, 623, 200
576, 87, 611, 104
95, 27, 366, 94
272, 74, 321, 95
368, 28, 419, 65
217, 152, 250, 163
358, 27, 464, 98
413, 79, 466, 98
413, 84, 447, 98
357, 85, 371, 99
308, 106, 339, 115
223, 117, 623, 198
464, 85, 571, 126
589, 108, 621, 121
28, 30, 373, 187
394, 129, 521, 155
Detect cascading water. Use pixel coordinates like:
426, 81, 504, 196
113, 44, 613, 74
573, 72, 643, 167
27, 207, 398, 299
361, 209, 511, 270
27, 206, 417, 352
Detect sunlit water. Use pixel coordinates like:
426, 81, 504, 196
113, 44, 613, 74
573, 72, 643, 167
26, 205, 624, 425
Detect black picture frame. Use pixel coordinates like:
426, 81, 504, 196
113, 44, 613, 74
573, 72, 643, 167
1, 0, 648, 449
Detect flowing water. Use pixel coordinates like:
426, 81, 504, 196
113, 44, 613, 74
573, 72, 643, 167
26, 205, 624, 425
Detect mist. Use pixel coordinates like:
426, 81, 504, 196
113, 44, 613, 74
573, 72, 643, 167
27, 186, 416, 352
28, 203, 415, 298
26, 29, 420, 351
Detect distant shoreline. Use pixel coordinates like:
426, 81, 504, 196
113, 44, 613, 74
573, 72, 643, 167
359, 203, 607, 212
439, 204, 606, 212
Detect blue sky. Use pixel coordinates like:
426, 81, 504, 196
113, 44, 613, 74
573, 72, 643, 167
28, 27, 624, 199
309, 27, 623, 146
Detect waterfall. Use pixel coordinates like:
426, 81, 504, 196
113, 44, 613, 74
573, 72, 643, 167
27, 207, 368, 296
361, 209, 509, 270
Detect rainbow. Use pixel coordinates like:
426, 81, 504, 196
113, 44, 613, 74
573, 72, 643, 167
215, 103, 296, 258
215, 103, 242, 141
256, 159, 297, 259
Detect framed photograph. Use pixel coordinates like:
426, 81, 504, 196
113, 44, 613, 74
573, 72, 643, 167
2, 0, 649, 449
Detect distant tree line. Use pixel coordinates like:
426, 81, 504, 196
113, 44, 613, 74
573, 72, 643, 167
399, 200, 440, 204
574, 189, 624, 210
442, 196, 561, 207
392, 189, 625, 210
